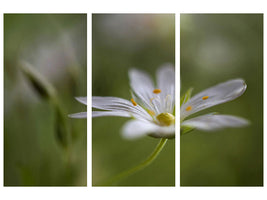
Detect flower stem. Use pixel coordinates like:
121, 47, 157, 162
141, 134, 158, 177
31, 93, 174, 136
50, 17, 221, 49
101, 138, 168, 186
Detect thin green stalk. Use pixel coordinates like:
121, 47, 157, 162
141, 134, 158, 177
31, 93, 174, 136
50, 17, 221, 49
20, 61, 72, 164
101, 138, 168, 186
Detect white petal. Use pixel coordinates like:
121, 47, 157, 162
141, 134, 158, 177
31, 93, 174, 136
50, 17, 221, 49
181, 114, 249, 131
75, 97, 87, 105
181, 79, 247, 120
156, 64, 175, 113
149, 125, 175, 138
122, 120, 175, 139
92, 96, 152, 121
128, 68, 155, 111
68, 112, 87, 118
92, 111, 131, 118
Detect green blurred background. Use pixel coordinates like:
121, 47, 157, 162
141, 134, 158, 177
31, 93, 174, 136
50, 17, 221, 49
4, 14, 87, 186
92, 14, 175, 186
180, 14, 263, 186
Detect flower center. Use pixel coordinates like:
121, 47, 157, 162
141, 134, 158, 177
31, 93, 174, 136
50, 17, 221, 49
156, 112, 175, 126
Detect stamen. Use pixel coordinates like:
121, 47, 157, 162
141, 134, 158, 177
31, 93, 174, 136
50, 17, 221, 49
186, 106, 192, 111
153, 89, 161, 94
202, 96, 209, 100
147, 110, 155, 116
131, 98, 137, 106
164, 94, 172, 112
165, 94, 171, 100
150, 97, 155, 102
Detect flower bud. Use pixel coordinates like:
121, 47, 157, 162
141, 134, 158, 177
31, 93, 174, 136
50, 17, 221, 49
19, 61, 56, 100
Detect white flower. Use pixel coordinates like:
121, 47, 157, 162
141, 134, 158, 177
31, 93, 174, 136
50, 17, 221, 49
69, 97, 87, 118
180, 79, 249, 133
92, 64, 175, 139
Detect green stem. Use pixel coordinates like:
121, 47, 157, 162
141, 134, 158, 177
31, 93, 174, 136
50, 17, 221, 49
101, 138, 168, 186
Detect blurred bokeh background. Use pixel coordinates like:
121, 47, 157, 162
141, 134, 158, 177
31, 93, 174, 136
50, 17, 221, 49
180, 14, 263, 186
4, 14, 87, 186
92, 14, 175, 186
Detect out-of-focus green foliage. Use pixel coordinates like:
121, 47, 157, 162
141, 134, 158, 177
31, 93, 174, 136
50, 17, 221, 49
4, 14, 87, 186
92, 14, 175, 186
180, 87, 193, 106
181, 14, 263, 186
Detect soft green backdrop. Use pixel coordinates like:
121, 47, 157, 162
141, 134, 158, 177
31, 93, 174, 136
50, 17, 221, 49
4, 14, 87, 186
92, 14, 175, 186
180, 14, 263, 186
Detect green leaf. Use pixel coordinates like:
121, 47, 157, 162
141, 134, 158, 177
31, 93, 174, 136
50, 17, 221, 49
180, 125, 195, 135
180, 87, 193, 106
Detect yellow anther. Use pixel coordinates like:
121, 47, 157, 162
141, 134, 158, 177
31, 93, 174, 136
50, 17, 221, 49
131, 98, 137, 106
153, 89, 161, 94
186, 106, 192, 111
156, 112, 175, 126
202, 96, 209, 100
147, 110, 155, 116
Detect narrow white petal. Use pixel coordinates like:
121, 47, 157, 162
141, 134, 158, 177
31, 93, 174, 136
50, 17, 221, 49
122, 120, 175, 139
92, 111, 131, 118
75, 97, 87, 105
157, 64, 175, 90
68, 112, 87, 118
181, 79, 247, 120
149, 125, 175, 138
92, 96, 152, 121
122, 120, 157, 139
156, 64, 175, 113
181, 114, 249, 131
128, 68, 155, 111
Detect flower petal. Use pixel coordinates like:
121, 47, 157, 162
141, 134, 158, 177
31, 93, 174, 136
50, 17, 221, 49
92, 111, 131, 118
75, 97, 87, 105
92, 96, 152, 121
181, 79, 247, 120
157, 64, 175, 112
122, 120, 175, 139
157, 64, 175, 91
68, 112, 87, 118
181, 114, 249, 131
128, 68, 155, 111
